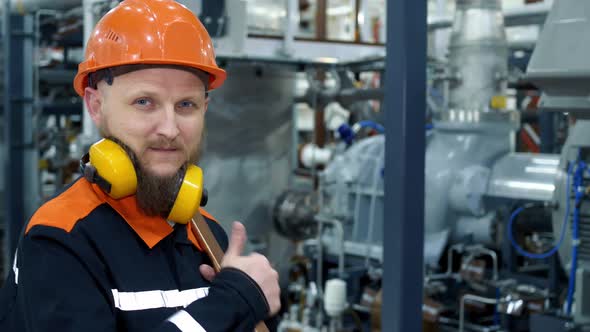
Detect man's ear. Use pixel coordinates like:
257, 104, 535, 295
84, 86, 103, 126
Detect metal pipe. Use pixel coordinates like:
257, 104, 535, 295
316, 0, 326, 40
304, 68, 326, 188
467, 245, 499, 281
316, 215, 345, 279
459, 293, 507, 332
336, 87, 384, 107
360, 0, 374, 43
351, 177, 362, 242
289, 104, 297, 187
315, 215, 324, 328
297, 69, 382, 108
427, 2, 551, 31
280, 0, 296, 56
426, 244, 499, 283
365, 153, 384, 266
353, 0, 360, 42
425, 244, 464, 282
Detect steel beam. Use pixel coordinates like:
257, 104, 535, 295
383, 0, 426, 331
3, 13, 36, 281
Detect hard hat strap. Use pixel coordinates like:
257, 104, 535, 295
88, 68, 114, 89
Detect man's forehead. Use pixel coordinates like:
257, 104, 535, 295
101, 73, 208, 100
111, 64, 208, 80
93, 64, 209, 91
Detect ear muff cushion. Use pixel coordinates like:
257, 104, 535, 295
168, 165, 203, 224
89, 139, 137, 199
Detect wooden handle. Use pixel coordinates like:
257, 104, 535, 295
190, 214, 224, 271
190, 215, 270, 332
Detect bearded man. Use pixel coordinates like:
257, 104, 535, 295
0, 1, 280, 331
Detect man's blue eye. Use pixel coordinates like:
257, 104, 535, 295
136, 98, 150, 106
180, 101, 195, 108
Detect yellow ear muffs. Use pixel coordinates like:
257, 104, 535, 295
82, 138, 207, 223
87, 138, 137, 199
168, 165, 205, 224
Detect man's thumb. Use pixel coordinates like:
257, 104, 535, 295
225, 221, 247, 257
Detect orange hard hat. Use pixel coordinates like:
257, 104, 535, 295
73, 0, 226, 96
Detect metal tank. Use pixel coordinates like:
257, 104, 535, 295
425, 0, 517, 262
201, 61, 296, 240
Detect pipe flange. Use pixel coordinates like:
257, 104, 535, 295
434, 109, 520, 131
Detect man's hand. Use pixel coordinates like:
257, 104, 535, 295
221, 222, 281, 316
199, 264, 216, 282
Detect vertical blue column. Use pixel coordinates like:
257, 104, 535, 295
3, 12, 32, 279
2, 0, 13, 279
382, 0, 426, 331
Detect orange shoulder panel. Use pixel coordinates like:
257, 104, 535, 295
199, 208, 217, 223
26, 179, 105, 234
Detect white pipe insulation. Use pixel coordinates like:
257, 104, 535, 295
7, 0, 81, 13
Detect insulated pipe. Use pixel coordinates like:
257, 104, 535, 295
299, 143, 333, 168
281, 0, 296, 56
294, 87, 385, 108
447, 0, 507, 113
428, 2, 551, 31
315, 215, 346, 280
324, 279, 347, 317
337, 88, 384, 108
8, 0, 80, 13
487, 153, 559, 202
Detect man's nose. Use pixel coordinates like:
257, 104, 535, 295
155, 106, 180, 140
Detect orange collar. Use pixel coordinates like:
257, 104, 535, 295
90, 181, 203, 250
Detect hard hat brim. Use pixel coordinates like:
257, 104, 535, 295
74, 59, 226, 96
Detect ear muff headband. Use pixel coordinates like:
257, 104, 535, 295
84, 138, 206, 224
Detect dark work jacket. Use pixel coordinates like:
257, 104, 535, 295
0, 177, 273, 331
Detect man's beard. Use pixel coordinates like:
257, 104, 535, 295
104, 136, 202, 218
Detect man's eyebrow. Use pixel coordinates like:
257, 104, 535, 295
124, 88, 160, 97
